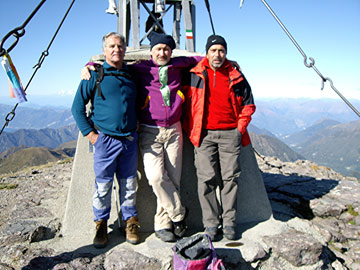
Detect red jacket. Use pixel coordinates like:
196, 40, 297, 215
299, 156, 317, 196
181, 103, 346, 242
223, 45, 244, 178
183, 57, 256, 147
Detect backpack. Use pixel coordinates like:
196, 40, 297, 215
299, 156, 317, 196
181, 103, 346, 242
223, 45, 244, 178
173, 234, 226, 270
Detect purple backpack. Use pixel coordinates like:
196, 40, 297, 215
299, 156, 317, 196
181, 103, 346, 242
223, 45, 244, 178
173, 233, 226, 270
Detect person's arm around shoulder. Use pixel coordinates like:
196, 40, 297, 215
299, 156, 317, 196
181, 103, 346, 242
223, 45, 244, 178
81, 55, 105, 80
171, 55, 203, 68
184, 55, 203, 67
81, 62, 99, 80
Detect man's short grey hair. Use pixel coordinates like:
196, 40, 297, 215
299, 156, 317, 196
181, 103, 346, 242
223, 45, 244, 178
102, 32, 126, 51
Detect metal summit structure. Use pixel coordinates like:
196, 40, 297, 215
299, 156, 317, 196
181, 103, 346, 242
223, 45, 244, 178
115, 0, 196, 51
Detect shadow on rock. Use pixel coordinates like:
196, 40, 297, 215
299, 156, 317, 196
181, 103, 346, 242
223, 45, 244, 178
22, 249, 105, 270
21, 227, 129, 270
216, 247, 254, 270
262, 173, 339, 221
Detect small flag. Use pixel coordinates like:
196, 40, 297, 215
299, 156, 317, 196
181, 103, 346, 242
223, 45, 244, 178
185, 29, 193, 40
1, 53, 27, 103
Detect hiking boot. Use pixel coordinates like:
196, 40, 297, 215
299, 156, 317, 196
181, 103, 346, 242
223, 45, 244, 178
223, 226, 237, 240
93, 219, 108, 249
205, 227, 222, 242
155, 229, 176, 242
125, 216, 140, 244
173, 207, 188, 238
173, 219, 187, 238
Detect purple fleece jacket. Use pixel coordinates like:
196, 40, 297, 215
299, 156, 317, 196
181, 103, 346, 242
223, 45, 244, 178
130, 56, 202, 127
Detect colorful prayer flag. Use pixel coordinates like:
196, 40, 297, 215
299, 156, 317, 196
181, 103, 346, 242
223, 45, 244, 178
1, 53, 27, 103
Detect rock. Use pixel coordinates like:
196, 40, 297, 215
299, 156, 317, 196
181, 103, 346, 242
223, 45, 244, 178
239, 240, 268, 263
105, 248, 162, 270
263, 229, 324, 267
0, 157, 359, 269
331, 260, 349, 270
0, 263, 15, 270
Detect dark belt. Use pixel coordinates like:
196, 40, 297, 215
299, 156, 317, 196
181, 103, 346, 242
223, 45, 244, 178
107, 133, 134, 142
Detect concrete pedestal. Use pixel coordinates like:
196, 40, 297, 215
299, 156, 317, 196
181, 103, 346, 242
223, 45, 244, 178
62, 131, 272, 240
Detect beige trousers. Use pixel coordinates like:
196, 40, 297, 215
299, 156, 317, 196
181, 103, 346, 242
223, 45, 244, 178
139, 121, 186, 231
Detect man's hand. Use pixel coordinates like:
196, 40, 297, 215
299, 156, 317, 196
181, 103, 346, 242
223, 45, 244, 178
86, 131, 99, 145
81, 65, 96, 80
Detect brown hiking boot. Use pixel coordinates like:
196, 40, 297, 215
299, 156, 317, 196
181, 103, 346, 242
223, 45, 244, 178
125, 216, 140, 244
93, 219, 108, 249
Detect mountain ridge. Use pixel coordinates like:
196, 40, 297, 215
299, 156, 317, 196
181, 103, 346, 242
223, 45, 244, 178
1, 98, 359, 177
0, 124, 78, 153
294, 119, 360, 178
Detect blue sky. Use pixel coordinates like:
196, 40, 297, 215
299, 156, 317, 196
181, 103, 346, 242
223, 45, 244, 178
0, 0, 359, 107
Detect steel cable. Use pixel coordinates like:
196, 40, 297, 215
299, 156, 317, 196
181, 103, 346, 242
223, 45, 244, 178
259, 0, 360, 118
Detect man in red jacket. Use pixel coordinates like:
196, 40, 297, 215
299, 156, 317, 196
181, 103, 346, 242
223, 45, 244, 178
183, 35, 256, 241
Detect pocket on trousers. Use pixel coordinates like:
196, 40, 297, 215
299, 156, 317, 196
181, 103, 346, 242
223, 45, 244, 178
234, 128, 242, 144
93, 132, 103, 147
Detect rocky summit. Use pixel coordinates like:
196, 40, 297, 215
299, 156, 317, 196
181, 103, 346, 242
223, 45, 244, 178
0, 154, 359, 270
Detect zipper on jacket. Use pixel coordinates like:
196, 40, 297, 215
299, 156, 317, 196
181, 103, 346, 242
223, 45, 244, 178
165, 103, 168, 122
213, 70, 216, 88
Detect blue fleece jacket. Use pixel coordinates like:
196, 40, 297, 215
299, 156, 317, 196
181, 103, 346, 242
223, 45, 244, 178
71, 61, 137, 137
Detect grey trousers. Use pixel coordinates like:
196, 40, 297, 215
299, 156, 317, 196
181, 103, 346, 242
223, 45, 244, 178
194, 128, 242, 228
139, 121, 186, 231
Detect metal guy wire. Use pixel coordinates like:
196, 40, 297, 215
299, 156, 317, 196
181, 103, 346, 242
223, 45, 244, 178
241, 0, 360, 118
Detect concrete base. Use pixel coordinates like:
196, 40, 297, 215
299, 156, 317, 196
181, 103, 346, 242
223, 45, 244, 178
61, 133, 118, 237
62, 131, 272, 239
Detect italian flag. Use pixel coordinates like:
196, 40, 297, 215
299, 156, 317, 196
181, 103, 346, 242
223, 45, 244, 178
186, 29, 193, 40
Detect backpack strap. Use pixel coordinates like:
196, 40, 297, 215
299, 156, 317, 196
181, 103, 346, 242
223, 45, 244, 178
94, 64, 104, 98
106, 70, 133, 80
214, 259, 226, 270
92, 65, 132, 99
90, 64, 134, 110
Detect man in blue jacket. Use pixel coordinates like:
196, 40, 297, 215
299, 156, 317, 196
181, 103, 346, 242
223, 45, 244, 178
71, 32, 140, 248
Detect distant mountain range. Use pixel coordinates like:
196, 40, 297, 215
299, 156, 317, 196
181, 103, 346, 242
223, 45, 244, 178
0, 124, 78, 153
251, 98, 360, 137
282, 118, 341, 147
2, 98, 358, 135
0, 98, 359, 178
285, 119, 360, 179
0, 104, 74, 133
249, 132, 305, 162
